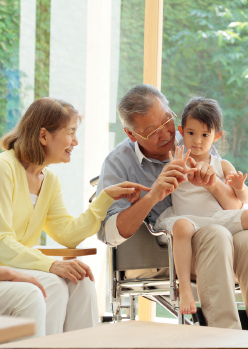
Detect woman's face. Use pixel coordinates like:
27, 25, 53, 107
43, 117, 79, 164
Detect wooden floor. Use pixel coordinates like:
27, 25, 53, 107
1, 320, 248, 348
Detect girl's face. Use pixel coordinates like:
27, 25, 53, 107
179, 117, 221, 157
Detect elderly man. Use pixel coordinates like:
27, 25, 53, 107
97, 84, 248, 329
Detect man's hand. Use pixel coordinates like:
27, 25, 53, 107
7, 269, 47, 299
226, 171, 247, 191
148, 146, 199, 203
148, 151, 196, 204
49, 259, 94, 284
168, 146, 197, 176
149, 169, 183, 202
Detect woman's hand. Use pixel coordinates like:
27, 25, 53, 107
226, 171, 247, 191
104, 182, 151, 204
49, 259, 94, 284
7, 269, 47, 299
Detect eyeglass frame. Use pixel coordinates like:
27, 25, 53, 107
131, 108, 177, 141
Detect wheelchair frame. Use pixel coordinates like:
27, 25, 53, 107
107, 219, 195, 325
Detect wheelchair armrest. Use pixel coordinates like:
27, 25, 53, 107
143, 217, 171, 241
89, 193, 96, 203
90, 176, 99, 187
89, 176, 99, 203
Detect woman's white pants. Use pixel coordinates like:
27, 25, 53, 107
0, 267, 99, 338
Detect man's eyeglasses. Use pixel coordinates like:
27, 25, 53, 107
132, 108, 177, 141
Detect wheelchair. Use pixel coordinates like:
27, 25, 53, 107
90, 176, 247, 328
105, 219, 200, 325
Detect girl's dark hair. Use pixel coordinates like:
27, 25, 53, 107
0, 97, 82, 165
181, 96, 228, 155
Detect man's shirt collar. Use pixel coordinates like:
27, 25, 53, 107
134, 141, 152, 165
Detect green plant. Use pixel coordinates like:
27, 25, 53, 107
0, 0, 20, 141
35, 0, 51, 99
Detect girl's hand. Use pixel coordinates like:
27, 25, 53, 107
226, 171, 247, 191
169, 146, 197, 175
104, 182, 151, 204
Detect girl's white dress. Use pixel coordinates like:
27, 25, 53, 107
155, 155, 244, 235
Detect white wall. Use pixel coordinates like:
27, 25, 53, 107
48, 0, 121, 315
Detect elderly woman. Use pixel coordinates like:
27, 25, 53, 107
0, 98, 149, 338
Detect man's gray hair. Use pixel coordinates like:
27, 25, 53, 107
118, 84, 169, 130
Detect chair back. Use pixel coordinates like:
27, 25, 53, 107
115, 222, 169, 271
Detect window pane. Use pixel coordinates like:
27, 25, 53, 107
162, 0, 248, 173
115, 0, 145, 146
0, 0, 20, 136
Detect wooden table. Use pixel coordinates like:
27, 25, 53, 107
2, 320, 248, 348
0, 316, 35, 344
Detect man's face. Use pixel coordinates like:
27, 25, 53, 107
125, 97, 176, 162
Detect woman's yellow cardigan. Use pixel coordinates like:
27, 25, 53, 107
0, 149, 114, 272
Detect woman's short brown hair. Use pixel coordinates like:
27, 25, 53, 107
0, 97, 82, 165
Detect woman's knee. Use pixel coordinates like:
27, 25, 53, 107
14, 282, 46, 317
46, 273, 69, 300
47, 272, 68, 289
69, 277, 97, 301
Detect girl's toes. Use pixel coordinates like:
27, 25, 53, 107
191, 306, 197, 314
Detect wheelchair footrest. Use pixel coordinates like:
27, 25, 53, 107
192, 312, 200, 325
101, 316, 114, 323
195, 307, 206, 326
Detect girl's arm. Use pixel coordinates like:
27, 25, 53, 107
221, 160, 248, 204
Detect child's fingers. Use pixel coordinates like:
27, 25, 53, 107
183, 149, 191, 163
179, 145, 184, 159
226, 172, 235, 179
175, 146, 179, 159
169, 151, 173, 162
187, 156, 197, 169
184, 167, 198, 175
242, 173, 247, 183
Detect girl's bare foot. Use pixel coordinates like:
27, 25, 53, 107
179, 290, 197, 314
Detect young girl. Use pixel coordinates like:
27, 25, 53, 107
155, 96, 248, 315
